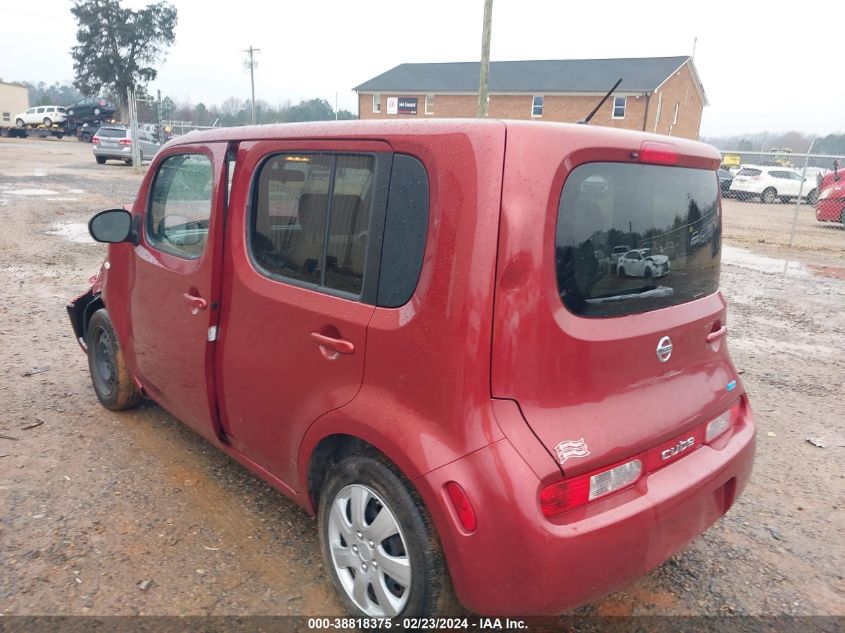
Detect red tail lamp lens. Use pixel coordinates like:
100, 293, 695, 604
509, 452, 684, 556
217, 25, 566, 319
639, 141, 679, 165
539, 476, 591, 517
119, 139, 132, 146
445, 482, 477, 532
91, 136, 101, 145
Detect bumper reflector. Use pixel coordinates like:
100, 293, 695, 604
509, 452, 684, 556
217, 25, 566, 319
445, 481, 477, 532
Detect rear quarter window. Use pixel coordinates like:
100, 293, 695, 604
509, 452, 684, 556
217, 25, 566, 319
737, 168, 761, 177
556, 162, 721, 318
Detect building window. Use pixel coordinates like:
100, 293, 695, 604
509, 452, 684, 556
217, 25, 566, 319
532, 95, 544, 117
373, 94, 381, 113
425, 94, 434, 115
612, 95, 626, 119
672, 103, 679, 125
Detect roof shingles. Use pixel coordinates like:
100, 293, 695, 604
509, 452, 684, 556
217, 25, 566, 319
354, 56, 691, 94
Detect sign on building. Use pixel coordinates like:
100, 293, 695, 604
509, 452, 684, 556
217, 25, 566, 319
386, 97, 398, 115
397, 98, 418, 114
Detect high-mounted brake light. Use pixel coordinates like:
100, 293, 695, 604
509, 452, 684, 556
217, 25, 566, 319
445, 482, 477, 532
637, 141, 679, 165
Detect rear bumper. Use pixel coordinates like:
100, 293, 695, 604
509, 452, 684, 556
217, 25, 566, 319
421, 405, 756, 615
93, 146, 132, 159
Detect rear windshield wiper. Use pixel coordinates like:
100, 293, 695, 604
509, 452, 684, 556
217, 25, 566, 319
585, 285, 674, 304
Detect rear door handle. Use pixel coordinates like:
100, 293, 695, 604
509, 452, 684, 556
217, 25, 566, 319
310, 332, 355, 356
183, 292, 208, 314
706, 325, 727, 343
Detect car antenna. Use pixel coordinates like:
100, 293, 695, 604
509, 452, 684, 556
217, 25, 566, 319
577, 78, 623, 124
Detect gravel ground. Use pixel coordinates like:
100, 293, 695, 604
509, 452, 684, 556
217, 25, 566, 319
0, 137, 843, 619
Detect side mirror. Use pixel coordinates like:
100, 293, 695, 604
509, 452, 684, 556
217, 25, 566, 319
89, 208, 133, 243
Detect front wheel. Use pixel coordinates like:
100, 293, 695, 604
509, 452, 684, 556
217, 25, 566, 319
618, 266, 626, 277
85, 309, 141, 410
43, 117, 53, 127
807, 189, 819, 205
15, 118, 24, 128
318, 454, 454, 618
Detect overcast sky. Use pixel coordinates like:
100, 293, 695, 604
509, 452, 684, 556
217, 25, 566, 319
1, 0, 842, 137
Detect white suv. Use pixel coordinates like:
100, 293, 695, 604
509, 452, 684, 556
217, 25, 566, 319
730, 165, 818, 204
14, 106, 68, 128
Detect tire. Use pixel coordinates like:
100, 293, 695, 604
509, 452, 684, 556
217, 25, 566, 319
318, 453, 455, 619
85, 309, 141, 410
82, 132, 92, 143
96, 156, 106, 165
618, 266, 626, 277
15, 118, 24, 128
807, 189, 819, 205
761, 188, 777, 204
645, 267, 653, 278
779, 197, 790, 204
43, 117, 52, 127
124, 160, 133, 166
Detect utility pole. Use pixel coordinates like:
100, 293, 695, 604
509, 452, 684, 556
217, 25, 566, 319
476, 0, 494, 118
156, 89, 163, 143
243, 45, 261, 125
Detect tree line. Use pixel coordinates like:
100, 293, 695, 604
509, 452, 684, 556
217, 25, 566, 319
702, 131, 845, 157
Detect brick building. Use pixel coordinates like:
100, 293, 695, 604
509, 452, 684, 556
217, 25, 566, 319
354, 56, 707, 140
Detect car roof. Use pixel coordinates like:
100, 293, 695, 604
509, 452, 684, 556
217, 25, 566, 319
160, 119, 722, 165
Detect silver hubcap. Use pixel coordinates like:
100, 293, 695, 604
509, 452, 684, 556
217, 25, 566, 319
328, 484, 411, 617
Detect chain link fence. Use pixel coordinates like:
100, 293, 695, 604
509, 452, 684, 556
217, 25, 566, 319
717, 150, 844, 258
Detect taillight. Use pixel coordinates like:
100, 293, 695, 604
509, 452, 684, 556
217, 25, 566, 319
637, 141, 679, 165
91, 135, 100, 144
706, 399, 742, 442
445, 482, 477, 532
119, 139, 132, 146
540, 458, 643, 518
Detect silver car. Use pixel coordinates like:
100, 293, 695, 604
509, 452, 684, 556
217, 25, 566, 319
92, 126, 160, 165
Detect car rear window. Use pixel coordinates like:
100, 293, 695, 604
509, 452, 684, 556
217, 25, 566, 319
97, 128, 127, 138
737, 168, 761, 176
556, 162, 721, 318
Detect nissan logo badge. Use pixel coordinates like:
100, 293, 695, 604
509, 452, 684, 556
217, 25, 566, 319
656, 336, 673, 362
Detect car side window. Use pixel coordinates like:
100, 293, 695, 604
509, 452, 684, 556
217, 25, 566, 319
147, 154, 213, 259
251, 153, 375, 296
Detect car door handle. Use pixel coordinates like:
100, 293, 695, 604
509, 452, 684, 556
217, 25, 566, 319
183, 292, 208, 314
706, 325, 727, 343
309, 332, 355, 356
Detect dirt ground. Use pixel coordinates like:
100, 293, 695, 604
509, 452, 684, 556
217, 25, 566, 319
0, 136, 843, 619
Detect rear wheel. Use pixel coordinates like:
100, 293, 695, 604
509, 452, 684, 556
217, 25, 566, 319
645, 267, 653, 278
43, 117, 52, 127
85, 309, 141, 410
96, 156, 106, 165
318, 454, 454, 618
618, 266, 626, 277
761, 188, 777, 204
81, 132, 92, 143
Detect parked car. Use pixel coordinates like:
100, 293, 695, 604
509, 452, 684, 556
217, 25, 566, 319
67, 97, 116, 120
616, 248, 670, 278
92, 125, 161, 165
718, 169, 733, 196
69, 121, 755, 618
14, 105, 67, 127
729, 165, 818, 204
816, 161, 845, 225
609, 244, 631, 271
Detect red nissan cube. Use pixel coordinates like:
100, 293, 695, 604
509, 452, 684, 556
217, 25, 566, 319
68, 119, 755, 617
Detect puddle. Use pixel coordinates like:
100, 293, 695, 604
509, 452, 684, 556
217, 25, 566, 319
722, 245, 809, 278
46, 222, 93, 244
4, 188, 60, 196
